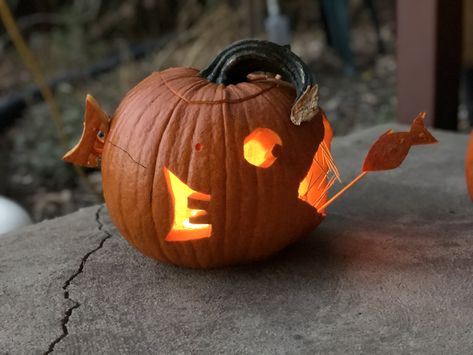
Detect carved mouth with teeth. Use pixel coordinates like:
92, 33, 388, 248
163, 167, 212, 242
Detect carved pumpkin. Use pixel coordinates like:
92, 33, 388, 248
64, 40, 332, 268
64, 40, 436, 268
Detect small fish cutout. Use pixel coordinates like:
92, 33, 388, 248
466, 131, 473, 201
362, 112, 438, 172
63, 95, 110, 167
318, 113, 438, 212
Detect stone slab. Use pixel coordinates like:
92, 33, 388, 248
0, 206, 108, 354
1, 124, 472, 354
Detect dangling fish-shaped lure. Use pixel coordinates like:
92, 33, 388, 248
319, 112, 438, 210
362, 112, 438, 171
63, 95, 110, 167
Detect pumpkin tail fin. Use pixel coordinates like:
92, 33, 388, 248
63, 95, 110, 167
409, 112, 438, 145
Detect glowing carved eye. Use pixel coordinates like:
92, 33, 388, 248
243, 128, 282, 168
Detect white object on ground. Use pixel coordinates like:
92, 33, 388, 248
0, 196, 32, 234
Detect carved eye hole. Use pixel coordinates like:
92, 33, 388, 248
97, 130, 106, 143
243, 128, 282, 168
195, 143, 203, 152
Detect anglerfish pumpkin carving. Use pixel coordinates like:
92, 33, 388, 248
64, 40, 436, 268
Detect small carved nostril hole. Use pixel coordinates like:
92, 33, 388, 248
195, 143, 203, 152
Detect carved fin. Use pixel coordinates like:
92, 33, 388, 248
409, 112, 438, 145
290, 85, 319, 125
63, 95, 110, 167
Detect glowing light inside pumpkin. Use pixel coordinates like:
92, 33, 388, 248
299, 112, 437, 213
298, 115, 340, 214
163, 167, 211, 242
243, 128, 282, 168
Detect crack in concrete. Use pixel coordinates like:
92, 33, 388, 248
44, 205, 112, 354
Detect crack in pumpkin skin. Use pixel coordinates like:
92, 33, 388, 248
107, 140, 148, 169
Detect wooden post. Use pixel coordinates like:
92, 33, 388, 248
245, 0, 265, 38
397, 0, 462, 130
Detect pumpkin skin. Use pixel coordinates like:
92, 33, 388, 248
467, 131, 473, 201
101, 67, 326, 268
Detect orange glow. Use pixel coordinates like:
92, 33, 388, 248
298, 115, 339, 214
243, 128, 282, 168
467, 131, 473, 201
315, 113, 437, 211
163, 167, 211, 241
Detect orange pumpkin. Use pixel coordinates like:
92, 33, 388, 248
64, 40, 338, 268
467, 131, 473, 200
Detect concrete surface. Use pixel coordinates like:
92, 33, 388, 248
1, 124, 472, 354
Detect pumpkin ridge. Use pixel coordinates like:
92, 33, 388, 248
129, 94, 175, 263
223, 85, 247, 261
160, 72, 277, 104
177, 101, 209, 269
257, 90, 285, 254
148, 98, 187, 264
219, 86, 230, 263
112, 73, 164, 137
241, 100, 260, 261
111, 143, 134, 253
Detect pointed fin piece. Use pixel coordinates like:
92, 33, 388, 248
63, 95, 110, 167
362, 112, 437, 172
291, 85, 319, 125
409, 112, 438, 145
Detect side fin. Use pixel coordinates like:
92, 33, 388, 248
409, 112, 438, 145
63, 95, 110, 167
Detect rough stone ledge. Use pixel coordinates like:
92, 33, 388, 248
44, 205, 112, 354
1, 125, 472, 354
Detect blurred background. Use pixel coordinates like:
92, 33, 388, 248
0, 0, 470, 229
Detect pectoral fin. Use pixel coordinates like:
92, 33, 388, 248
63, 95, 110, 167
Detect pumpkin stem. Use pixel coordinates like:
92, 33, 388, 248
200, 39, 319, 125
